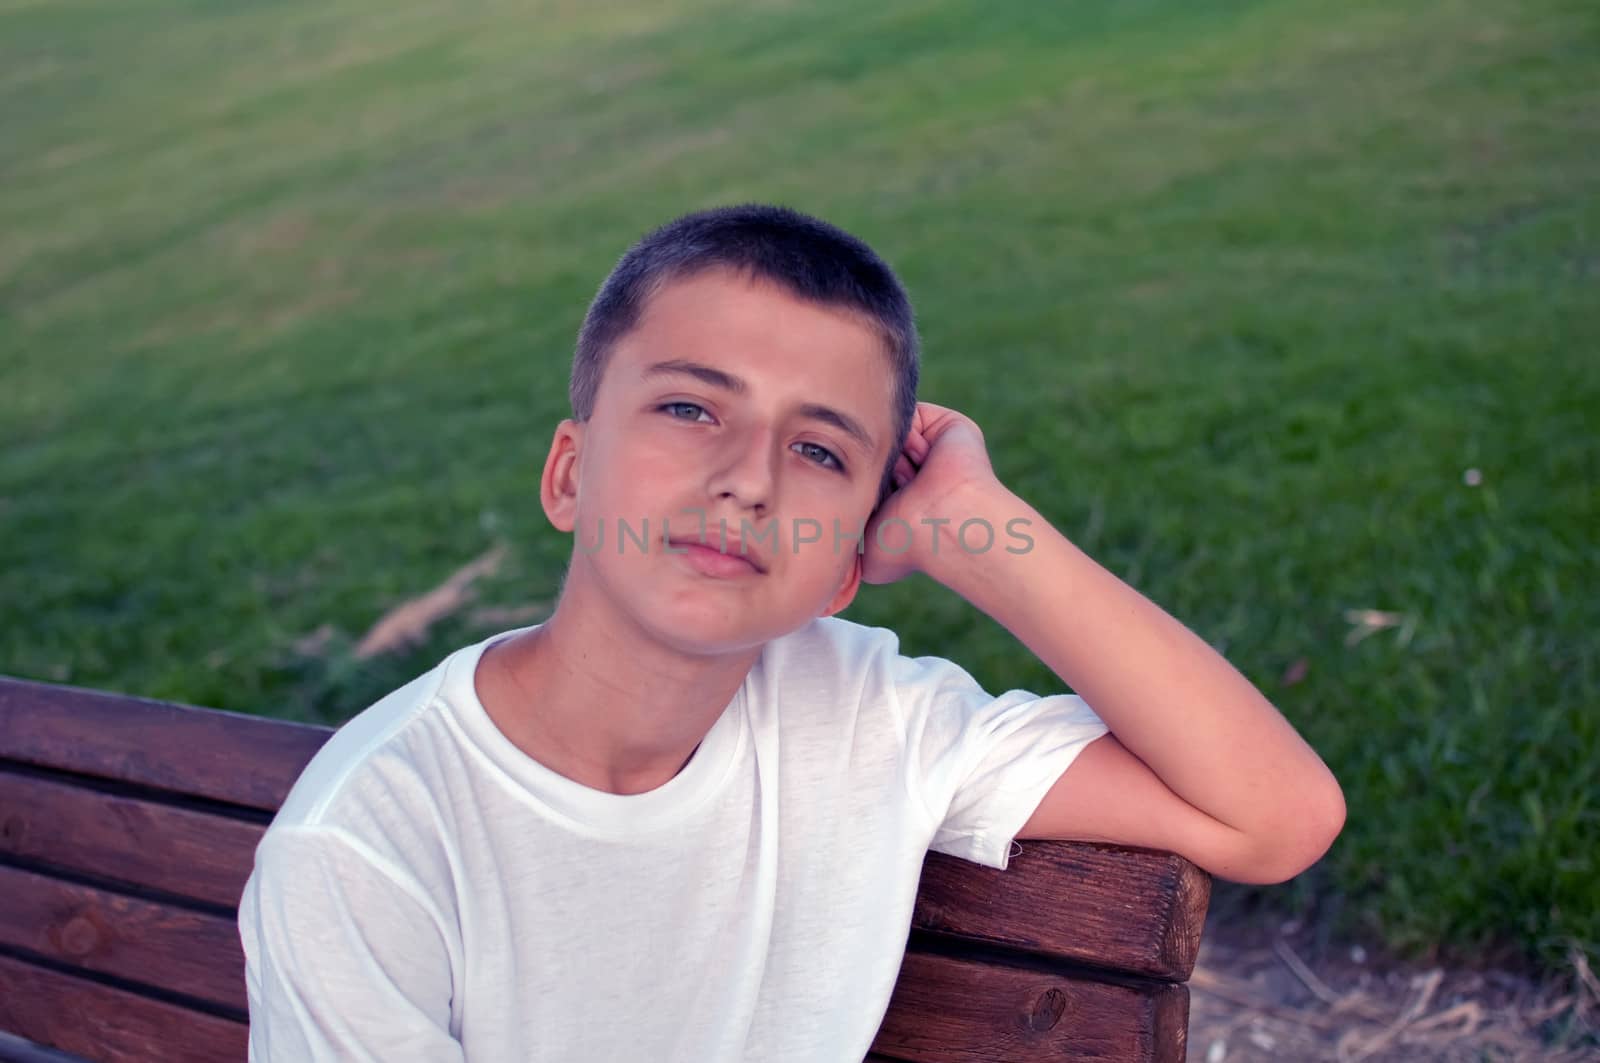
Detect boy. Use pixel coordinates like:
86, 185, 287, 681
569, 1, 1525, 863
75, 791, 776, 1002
238, 204, 1345, 1061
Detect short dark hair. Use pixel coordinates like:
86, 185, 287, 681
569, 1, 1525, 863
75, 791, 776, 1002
571, 203, 919, 505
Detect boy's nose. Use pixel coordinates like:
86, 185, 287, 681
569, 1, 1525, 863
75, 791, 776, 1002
708, 425, 776, 514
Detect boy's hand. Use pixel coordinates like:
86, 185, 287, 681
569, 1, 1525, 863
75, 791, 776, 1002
862, 401, 1001, 585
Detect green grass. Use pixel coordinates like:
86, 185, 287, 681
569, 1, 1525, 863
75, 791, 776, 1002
3, 0, 1596, 985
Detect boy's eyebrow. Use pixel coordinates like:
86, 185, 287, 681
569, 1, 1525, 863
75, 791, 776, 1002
644, 359, 747, 395
642, 359, 877, 454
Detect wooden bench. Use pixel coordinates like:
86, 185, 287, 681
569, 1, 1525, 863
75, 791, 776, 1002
0, 675, 1211, 1062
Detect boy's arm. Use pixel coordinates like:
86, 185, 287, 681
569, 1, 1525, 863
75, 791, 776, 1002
864, 403, 1345, 885
240, 826, 467, 1061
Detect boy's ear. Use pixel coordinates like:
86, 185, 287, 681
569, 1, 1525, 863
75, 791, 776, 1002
820, 552, 863, 618
540, 419, 584, 533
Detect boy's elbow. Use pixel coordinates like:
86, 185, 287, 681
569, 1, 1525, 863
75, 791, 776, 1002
1254, 784, 1347, 885
1205, 783, 1345, 885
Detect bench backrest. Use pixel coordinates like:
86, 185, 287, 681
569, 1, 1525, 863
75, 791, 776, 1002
0, 676, 1209, 1062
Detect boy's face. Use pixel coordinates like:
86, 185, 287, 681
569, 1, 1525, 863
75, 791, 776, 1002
542, 267, 897, 657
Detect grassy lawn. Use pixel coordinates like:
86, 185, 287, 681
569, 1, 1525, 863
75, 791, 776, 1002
3, 0, 1595, 981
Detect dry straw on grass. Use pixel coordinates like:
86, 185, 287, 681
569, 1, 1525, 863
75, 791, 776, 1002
1190, 926, 1598, 1062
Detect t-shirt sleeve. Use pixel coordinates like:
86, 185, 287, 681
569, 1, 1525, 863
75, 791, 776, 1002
238, 825, 465, 1062
885, 645, 1111, 870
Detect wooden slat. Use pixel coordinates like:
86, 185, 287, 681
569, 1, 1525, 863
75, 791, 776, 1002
868, 951, 1188, 1063
0, 769, 263, 909
911, 846, 1210, 982
0, 1030, 94, 1063
0, 677, 330, 812
0, 954, 247, 1063
0, 865, 245, 1014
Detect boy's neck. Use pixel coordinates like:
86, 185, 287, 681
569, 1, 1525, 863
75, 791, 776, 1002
473, 583, 760, 796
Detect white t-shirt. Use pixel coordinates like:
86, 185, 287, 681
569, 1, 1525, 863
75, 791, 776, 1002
238, 615, 1109, 1062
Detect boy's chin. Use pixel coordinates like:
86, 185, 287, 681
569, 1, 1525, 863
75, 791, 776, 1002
633, 602, 814, 659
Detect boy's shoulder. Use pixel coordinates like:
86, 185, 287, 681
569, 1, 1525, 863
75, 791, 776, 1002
760, 614, 965, 710
270, 628, 518, 831
764, 613, 905, 674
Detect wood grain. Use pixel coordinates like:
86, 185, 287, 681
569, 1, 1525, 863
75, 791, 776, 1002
0, 768, 263, 909
0, 1030, 95, 1062
911, 846, 1210, 982
0, 678, 329, 812
870, 951, 1189, 1063
0, 954, 247, 1063
0, 865, 245, 1014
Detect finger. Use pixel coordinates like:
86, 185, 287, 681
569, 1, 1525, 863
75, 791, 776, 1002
907, 432, 933, 466
893, 455, 916, 487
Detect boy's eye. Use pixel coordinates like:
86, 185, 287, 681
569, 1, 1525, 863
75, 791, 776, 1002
793, 441, 844, 472
660, 402, 712, 422
659, 402, 841, 471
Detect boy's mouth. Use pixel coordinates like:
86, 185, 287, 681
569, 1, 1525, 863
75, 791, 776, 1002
665, 535, 768, 574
